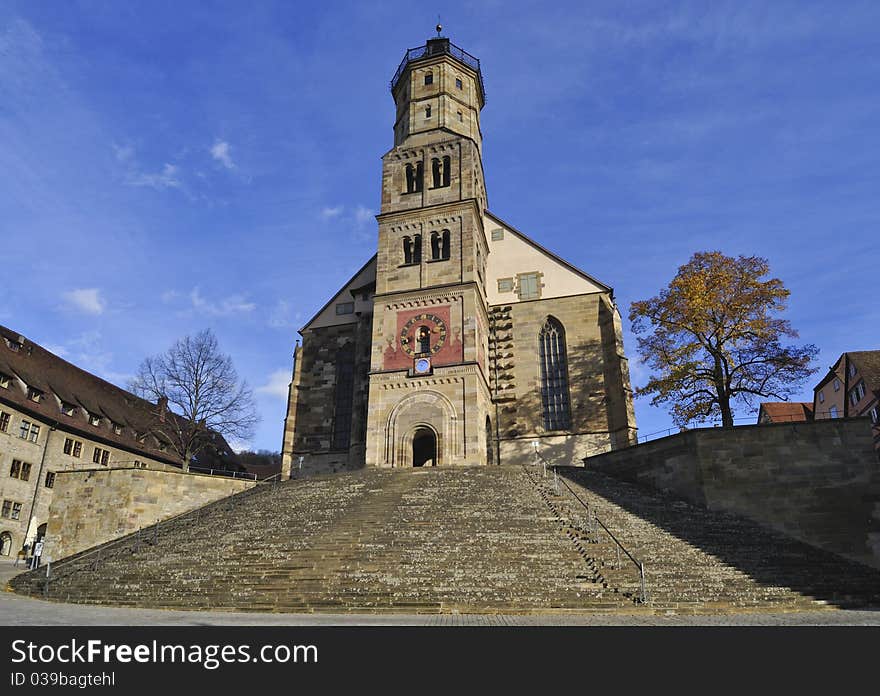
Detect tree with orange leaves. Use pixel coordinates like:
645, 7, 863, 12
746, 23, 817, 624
629, 251, 818, 428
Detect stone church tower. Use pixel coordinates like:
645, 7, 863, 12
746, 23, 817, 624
281, 35, 637, 478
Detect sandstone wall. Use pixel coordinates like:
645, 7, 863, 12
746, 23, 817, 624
490, 293, 636, 468
44, 467, 255, 560
584, 417, 880, 569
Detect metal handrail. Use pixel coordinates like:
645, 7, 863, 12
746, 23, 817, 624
557, 474, 648, 604
188, 465, 258, 480
539, 457, 648, 604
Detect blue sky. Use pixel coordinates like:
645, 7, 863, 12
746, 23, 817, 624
1, 1, 878, 450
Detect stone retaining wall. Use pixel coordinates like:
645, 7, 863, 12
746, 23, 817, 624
584, 417, 880, 569
44, 467, 255, 560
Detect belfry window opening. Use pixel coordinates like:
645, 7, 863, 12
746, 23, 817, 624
431, 156, 451, 188
405, 162, 423, 194
402, 234, 422, 265
430, 229, 451, 261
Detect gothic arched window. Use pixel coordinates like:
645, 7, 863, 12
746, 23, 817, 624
539, 317, 571, 431
332, 345, 355, 450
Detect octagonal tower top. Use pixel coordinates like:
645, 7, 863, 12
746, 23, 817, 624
389, 36, 486, 149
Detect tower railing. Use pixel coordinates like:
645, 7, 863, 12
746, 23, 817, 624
390, 41, 486, 100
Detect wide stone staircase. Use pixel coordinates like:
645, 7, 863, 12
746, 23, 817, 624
10, 465, 880, 613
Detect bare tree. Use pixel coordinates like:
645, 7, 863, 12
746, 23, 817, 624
129, 329, 259, 471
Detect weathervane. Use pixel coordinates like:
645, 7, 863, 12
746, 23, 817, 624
436, 15, 442, 37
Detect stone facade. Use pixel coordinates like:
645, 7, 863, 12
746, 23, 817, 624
44, 467, 254, 560
281, 37, 637, 477
584, 417, 880, 569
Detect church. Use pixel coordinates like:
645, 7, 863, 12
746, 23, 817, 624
281, 33, 637, 478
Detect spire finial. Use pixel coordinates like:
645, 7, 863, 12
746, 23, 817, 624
436, 15, 442, 37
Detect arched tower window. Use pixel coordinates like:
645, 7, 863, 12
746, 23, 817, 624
412, 234, 422, 263
403, 236, 412, 265
539, 317, 571, 431
332, 345, 355, 450
417, 326, 431, 354
404, 162, 423, 194
432, 156, 451, 188
442, 155, 451, 187
430, 230, 451, 261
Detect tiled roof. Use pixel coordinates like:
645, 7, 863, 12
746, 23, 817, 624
850, 350, 880, 391
0, 324, 227, 466
758, 402, 814, 423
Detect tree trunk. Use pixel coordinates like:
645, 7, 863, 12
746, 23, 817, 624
718, 391, 734, 427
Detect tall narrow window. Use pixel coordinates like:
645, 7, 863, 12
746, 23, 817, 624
539, 317, 571, 431
425, 105, 431, 119
405, 162, 423, 193
403, 236, 412, 265
442, 156, 451, 187
430, 230, 451, 261
412, 234, 422, 263
332, 346, 355, 450
431, 157, 441, 188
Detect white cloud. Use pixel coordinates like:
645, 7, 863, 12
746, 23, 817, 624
354, 205, 374, 226
256, 369, 291, 398
62, 288, 106, 315
210, 140, 235, 169
320, 205, 343, 218
127, 163, 181, 190
43, 344, 69, 358
112, 143, 134, 163
268, 300, 296, 329
188, 287, 256, 316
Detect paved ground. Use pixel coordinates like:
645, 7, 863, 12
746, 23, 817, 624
3, 560, 878, 626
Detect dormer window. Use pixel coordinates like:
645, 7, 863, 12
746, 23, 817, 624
88, 413, 101, 427
27, 387, 42, 403
61, 402, 76, 416
424, 72, 433, 86
112, 422, 123, 435
0, 373, 10, 389
6, 338, 22, 352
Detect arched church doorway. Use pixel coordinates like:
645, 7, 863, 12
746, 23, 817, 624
0, 531, 12, 556
412, 427, 437, 467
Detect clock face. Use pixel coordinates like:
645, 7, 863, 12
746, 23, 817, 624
415, 358, 431, 373
400, 313, 448, 357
